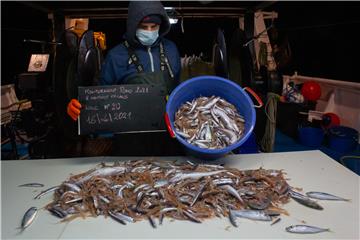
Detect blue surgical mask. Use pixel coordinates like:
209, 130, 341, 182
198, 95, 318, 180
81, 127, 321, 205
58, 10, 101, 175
136, 29, 159, 46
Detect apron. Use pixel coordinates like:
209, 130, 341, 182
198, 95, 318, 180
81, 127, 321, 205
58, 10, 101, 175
111, 41, 184, 156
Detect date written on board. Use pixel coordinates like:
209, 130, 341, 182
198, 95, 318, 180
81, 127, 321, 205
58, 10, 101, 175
86, 112, 132, 125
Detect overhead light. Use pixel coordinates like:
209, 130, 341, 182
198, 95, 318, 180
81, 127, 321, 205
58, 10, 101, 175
169, 18, 178, 24
165, 6, 178, 24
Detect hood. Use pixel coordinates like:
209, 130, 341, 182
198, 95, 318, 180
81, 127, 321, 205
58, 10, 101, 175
126, 0, 171, 47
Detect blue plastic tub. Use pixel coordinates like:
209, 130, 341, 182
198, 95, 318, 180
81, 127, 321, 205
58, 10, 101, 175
165, 75, 257, 160
328, 126, 359, 153
298, 127, 324, 147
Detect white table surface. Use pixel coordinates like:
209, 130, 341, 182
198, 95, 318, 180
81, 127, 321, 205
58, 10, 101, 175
1, 150, 359, 239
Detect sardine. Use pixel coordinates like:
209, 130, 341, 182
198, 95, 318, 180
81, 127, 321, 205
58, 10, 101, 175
21, 207, 37, 229
306, 191, 350, 201
169, 170, 225, 183
231, 209, 272, 221
76, 166, 126, 184
18, 183, 44, 188
290, 192, 323, 210
286, 225, 330, 234
220, 185, 244, 204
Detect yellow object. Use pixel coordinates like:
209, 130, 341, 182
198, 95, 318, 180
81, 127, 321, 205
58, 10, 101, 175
71, 26, 106, 51
94, 32, 107, 50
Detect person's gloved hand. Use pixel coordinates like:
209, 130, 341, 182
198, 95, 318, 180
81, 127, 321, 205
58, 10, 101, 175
67, 99, 82, 121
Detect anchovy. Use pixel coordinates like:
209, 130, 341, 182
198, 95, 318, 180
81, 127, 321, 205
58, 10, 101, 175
286, 225, 330, 234
231, 209, 272, 221
34, 186, 59, 199
18, 183, 44, 188
21, 207, 37, 229
306, 191, 350, 201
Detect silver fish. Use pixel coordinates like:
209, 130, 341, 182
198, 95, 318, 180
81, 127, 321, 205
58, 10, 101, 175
109, 210, 134, 223
290, 192, 323, 210
154, 179, 168, 188
34, 186, 59, 199
306, 191, 350, 201
228, 209, 238, 227
169, 170, 225, 183
18, 183, 44, 188
220, 185, 244, 204
21, 207, 37, 229
64, 197, 83, 204
63, 182, 81, 192
231, 209, 272, 221
191, 183, 207, 207
183, 210, 202, 223
286, 225, 330, 234
108, 211, 126, 225
148, 216, 157, 228
76, 166, 126, 184
48, 205, 67, 218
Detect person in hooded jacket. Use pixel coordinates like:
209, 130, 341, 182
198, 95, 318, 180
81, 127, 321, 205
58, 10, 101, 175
66, 1, 183, 156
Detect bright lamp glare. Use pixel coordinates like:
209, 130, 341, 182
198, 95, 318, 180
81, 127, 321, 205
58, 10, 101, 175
169, 18, 178, 24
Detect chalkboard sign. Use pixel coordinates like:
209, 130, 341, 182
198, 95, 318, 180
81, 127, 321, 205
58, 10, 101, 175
78, 84, 167, 135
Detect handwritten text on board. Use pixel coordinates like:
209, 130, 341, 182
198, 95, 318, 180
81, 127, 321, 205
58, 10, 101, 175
78, 85, 166, 135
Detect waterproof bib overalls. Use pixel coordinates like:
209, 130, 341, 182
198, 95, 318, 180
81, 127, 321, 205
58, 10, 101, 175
111, 41, 183, 156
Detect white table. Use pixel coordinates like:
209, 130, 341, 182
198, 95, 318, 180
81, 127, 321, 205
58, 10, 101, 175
1, 150, 359, 239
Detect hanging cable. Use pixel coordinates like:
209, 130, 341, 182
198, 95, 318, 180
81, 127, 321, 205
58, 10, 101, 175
260, 92, 280, 152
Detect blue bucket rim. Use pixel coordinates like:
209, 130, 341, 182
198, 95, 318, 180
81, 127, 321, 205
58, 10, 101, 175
328, 125, 359, 138
166, 75, 256, 155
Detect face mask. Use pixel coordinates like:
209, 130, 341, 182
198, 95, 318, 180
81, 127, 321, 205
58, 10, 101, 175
136, 29, 159, 46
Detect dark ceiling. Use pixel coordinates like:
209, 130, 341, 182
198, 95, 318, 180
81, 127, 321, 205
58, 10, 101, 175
16, 1, 276, 19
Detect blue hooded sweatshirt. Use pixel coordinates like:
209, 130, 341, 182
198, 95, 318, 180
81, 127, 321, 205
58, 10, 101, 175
100, 1, 181, 87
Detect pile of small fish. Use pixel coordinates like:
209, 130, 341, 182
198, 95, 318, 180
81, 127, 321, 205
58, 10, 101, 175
174, 96, 245, 149
41, 160, 291, 227
19, 159, 350, 234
